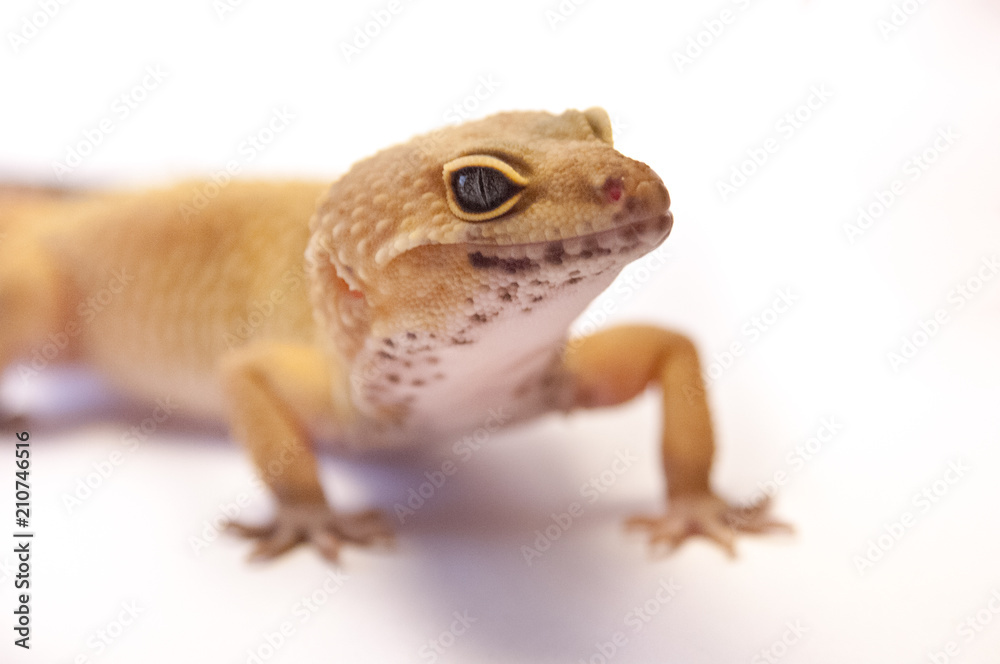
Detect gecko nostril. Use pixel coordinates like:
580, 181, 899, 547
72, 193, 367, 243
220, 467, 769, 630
601, 176, 624, 204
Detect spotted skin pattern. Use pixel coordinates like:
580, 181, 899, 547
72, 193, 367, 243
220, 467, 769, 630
0, 108, 786, 561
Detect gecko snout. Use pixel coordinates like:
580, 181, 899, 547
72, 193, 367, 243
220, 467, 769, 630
600, 165, 673, 246
598, 170, 671, 224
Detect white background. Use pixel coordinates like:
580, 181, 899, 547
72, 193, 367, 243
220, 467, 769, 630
2, 0, 1000, 662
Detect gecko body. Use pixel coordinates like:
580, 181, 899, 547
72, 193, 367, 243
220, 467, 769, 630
0, 108, 782, 560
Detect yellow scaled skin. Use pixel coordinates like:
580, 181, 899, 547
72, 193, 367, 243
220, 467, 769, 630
0, 109, 785, 561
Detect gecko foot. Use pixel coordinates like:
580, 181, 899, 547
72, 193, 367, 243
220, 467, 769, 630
226, 502, 394, 562
626, 493, 791, 558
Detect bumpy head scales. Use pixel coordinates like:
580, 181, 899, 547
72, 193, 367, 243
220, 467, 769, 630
307, 107, 672, 359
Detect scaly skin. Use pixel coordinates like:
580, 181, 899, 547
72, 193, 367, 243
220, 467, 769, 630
0, 108, 786, 561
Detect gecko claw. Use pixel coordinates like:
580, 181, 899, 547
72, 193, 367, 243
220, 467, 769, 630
627, 493, 791, 558
226, 503, 394, 562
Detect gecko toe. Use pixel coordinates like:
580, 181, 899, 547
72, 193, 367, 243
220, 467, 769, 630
248, 527, 304, 561
722, 496, 795, 535
700, 520, 737, 558
228, 503, 395, 562
334, 508, 394, 545
311, 530, 344, 562
627, 492, 791, 558
226, 520, 277, 539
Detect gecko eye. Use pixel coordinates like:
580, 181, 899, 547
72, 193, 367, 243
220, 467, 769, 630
443, 155, 527, 222
452, 168, 517, 213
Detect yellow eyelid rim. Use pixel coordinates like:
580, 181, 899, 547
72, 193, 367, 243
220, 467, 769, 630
442, 155, 528, 222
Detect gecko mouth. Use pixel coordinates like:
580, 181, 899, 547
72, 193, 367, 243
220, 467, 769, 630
465, 211, 672, 274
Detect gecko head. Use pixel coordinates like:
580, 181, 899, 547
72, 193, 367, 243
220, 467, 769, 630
308, 108, 672, 346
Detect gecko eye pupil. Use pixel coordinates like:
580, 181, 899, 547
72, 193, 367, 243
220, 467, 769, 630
450, 167, 521, 214
442, 156, 527, 221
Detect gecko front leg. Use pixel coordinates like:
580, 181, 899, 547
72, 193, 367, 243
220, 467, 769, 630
218, 342, 391, 561
564, 324, 790, 556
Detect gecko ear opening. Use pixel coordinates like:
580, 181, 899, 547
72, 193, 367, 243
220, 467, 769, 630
583, 107, 614, 146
